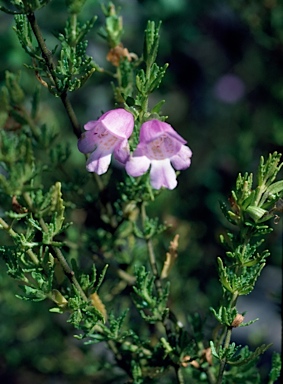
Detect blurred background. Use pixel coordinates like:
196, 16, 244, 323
0, 0, 282, 383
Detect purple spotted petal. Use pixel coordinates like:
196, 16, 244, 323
171, 145, 192, 170
123, 118, 193, 190
125, 155, 151, 177
150, 159, 177, 190
145, 133, 183, 160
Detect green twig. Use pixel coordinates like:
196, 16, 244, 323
0, 217, 39, 265
22, 192, 88, 303
140, 202, 163, 297
26, 11, 81, 138
51, 246, 88, 302
146, 236, 163, 296
216, 326, 233, 384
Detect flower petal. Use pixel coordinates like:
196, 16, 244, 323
125, 155, 151, 177
140, 120, 186, 145
78, 130, 98, 154
150, 159, 177, 190
100, 108, 134, 139
84, 120, 100, 131
171, 145, 192, 170
146, 134, 183, 160
113, 139, 130, 164
86, 148, 112, 175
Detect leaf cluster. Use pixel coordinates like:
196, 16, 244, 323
211, 340, 271, 376
0, 0, 51, 14
0, 77, 108, 340
98, 6, 168, 125
99, 1, 123, 48
217, 152, 283, 297
54, 16, 97, 92
11, 2, 96, 95
130, 21, 169, 122
0, 130, 36, 196
222, 152, 283, 226
210, 153, 283, 382
132, 266, 169, 323
136, 21, 168, 96
66, 0, 87, 15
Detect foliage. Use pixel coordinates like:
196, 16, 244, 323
0, 0, 282, 383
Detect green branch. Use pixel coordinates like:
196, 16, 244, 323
0, 217, 39, 265
26, 11, 81, 138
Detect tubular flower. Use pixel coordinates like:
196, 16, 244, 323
125, 119, 192, 190
78, 109, 134, 175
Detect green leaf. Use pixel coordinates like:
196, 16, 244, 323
210, 306, 238, 327
227, 344, 272, 366
217, 257, 234, 293
136, 70, 146, 93
269, 352, 282, 383
264, 179, 283, 196
16, 285, 47, 302
143, 20, 162, 67
50, 182, 65, 235
148, 63, 168, 93
246, 206, 268, 222
5, 71, 25, 105
100, 2, 123, 47
13, 14, 39, 59
66, 0, 87, 14
132, 266, 170, 323
67, 293, 105, 332
210, 341, 219, 359
257, 152, 282, 186
151, 99, 165, 114
237, 262, 266, 295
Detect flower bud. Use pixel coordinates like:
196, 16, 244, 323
231, 313, 244, 327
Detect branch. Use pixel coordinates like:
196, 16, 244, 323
26, 12, 81, 138
0, 217, 39, 265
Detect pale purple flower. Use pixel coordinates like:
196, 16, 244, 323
78, 109, 134, 175
125, 119, 192, 190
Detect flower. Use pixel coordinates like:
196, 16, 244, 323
125, 119, 192, 190
78, 109, 134, 175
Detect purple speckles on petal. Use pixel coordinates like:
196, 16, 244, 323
146, 135, 182, 160
125, 119, 192, 190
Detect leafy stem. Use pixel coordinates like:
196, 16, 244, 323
22, 191, 88, 303
216, 326, 233, 384
0, 216, 39, 265
25, 11, 81, 138
70, 13, 77, 47
140, 202, 162, 297
51, 246, 88, 302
